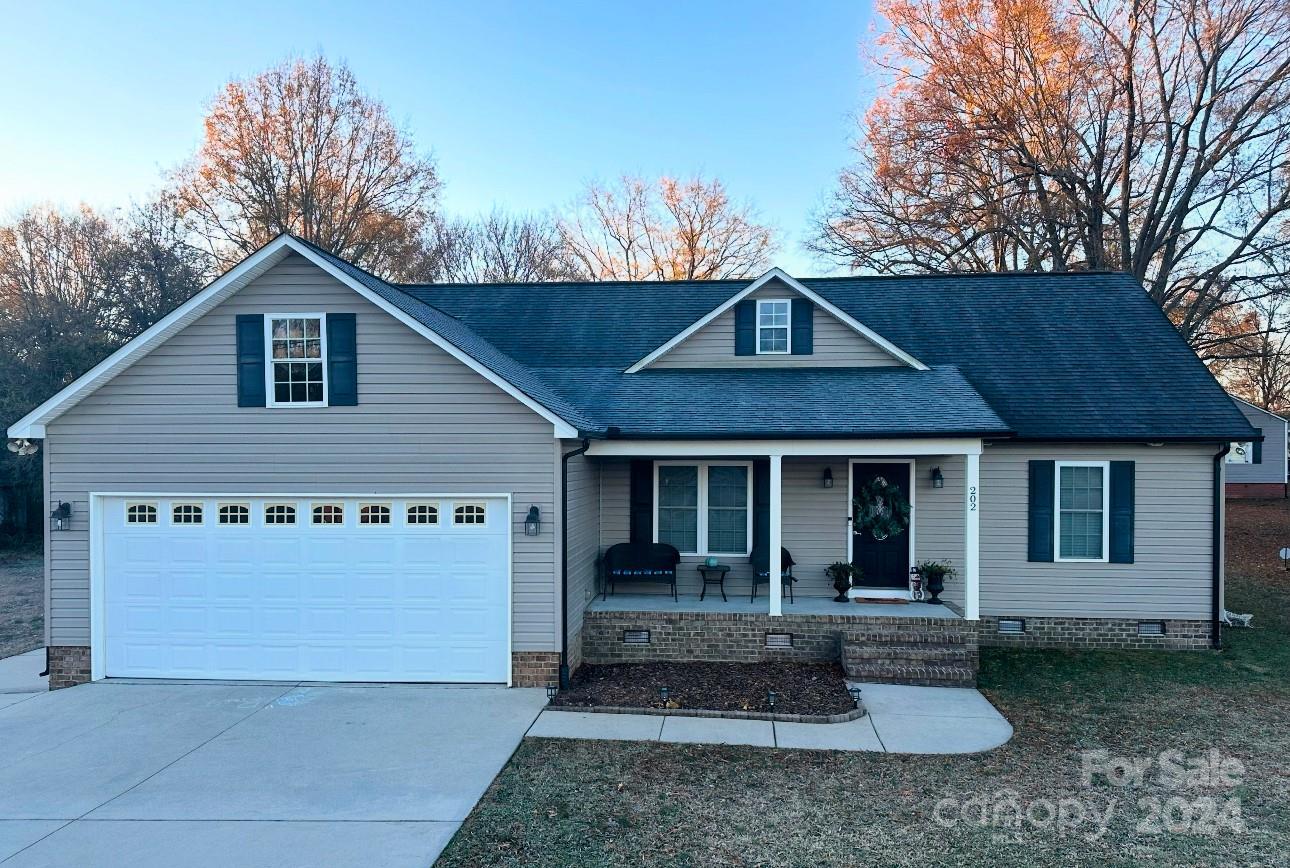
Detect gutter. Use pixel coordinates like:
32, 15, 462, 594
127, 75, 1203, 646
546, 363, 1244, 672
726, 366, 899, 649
559, 437, 591, 688
1212, 444, 1230, 650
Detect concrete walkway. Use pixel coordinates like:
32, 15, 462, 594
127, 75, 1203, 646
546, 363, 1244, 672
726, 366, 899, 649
528, 682, 1013, 754
0, 649, 46, 709
0, 680, 547, 867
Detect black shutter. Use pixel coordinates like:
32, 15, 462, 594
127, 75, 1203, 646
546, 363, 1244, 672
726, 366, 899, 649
629, 460, 653, 543
235, 314, 266, 408
734, 300, 756, 356
1028, 460, 1055, 562
326, 313, 358, 406
790, 298, 813, 355
753, 459, 770, 550
1253, 430, 1263, 464
1109, 460, 1135, 564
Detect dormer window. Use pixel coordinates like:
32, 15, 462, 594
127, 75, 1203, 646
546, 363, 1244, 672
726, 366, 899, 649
756, 300, 790, 354
267, 315, 327, 406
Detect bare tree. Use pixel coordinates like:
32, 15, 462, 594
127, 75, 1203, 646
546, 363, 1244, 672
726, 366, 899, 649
1219, 295, 1290, 411
411, 211, 580, 283
175, 55, 441, 279
562, 175, 776, 280
813, 0, 1290, 356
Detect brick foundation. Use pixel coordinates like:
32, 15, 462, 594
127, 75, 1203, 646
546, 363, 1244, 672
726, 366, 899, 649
580, 609, 977, 666
1225, 482, 1287, 499
47, 646, 91, 690
978, 616, 1213, 650
511, 651, 561, 687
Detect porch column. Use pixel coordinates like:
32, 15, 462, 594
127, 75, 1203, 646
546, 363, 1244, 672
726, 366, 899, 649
964, 451, 980, 620
768, 453, 783, 617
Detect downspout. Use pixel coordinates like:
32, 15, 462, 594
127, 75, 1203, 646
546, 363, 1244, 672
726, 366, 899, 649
559, 437, 591, 689
1212, 445, 1229, 650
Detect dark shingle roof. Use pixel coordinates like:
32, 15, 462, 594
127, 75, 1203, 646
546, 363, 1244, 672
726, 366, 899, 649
286, 238, 1254, 441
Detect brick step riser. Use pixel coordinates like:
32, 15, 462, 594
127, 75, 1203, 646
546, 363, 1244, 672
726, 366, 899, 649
844, 650, 973, 666
843, 661, 977, 688
849, 672, 977, 688
840, 631, 973, 646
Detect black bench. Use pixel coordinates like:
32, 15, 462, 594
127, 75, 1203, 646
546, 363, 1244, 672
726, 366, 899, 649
601, 542, 681, 601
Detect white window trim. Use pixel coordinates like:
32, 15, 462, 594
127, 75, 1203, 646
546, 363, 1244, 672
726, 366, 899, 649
265, 312, 328, 408
358, 502, 393, 525
1054, 460, 1110, 563
653, 460, 754, 557
125, 501, 159, 524
755, 299, 791, 355
311, 502, 346, 526
217, 502, 252, 525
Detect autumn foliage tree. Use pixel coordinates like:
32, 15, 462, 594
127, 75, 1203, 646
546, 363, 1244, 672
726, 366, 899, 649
814, 0, 1290, 359
176, 56, 441, 279
562, 175, 775, 281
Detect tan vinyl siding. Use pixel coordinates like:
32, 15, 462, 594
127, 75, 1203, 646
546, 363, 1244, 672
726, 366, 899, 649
648, 283, 905, 369
563, 448, 600, 649
45, 254, 559, 650
980, 443, 1215, 619
595, 445, 1214, 619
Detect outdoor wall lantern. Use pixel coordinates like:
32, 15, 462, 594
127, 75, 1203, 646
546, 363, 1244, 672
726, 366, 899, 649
931, 467, 945, 489
822, 467, 834, 489
50, 501, 71, 532
524, 505, 541, 536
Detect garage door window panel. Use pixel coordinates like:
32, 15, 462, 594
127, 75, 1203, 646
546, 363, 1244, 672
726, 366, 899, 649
407, 503, 439, 525
312, 503, 345, 525
454, 503, 486, 525
171, 503, 203, 525
267, 314, 327, 407
359, 503, 392, 525
126, 502, 158, 524
218, 503, 251, 525
264, 503, 296, 525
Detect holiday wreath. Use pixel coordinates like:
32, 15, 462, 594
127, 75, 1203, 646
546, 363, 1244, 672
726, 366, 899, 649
852, 475, 912, 540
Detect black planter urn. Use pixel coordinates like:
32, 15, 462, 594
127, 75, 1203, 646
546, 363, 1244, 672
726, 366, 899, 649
925, 571, 945, 605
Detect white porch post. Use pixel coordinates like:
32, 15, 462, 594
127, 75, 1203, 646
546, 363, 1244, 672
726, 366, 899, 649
768, 453, 783, 617
964, 451, 980, 621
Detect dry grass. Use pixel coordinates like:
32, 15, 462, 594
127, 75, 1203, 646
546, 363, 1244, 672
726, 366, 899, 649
0, 550, 42, 659
439, 500, 1290, 868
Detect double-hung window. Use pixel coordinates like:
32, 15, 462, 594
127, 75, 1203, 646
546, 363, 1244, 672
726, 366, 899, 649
756, 299, 790, 354
1055, 461, 1109, 561
267, 315, 327, 406
655, 461, 751, 556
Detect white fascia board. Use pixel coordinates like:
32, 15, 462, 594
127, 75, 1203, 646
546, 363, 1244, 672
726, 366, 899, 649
624, 267, 929, 373
585, 437, 983, 457
8, 235, 579, 440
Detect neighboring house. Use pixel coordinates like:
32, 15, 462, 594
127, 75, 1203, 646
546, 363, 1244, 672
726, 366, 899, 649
7, 236, 1256, 691
1225, 396, 1288, 498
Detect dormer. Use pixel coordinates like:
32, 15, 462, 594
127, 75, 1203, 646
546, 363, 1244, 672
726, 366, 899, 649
627, 268, 926, 372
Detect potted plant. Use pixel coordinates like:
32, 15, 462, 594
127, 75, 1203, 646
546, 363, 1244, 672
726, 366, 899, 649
915, 560, 955, 605
825, 562, 863, 602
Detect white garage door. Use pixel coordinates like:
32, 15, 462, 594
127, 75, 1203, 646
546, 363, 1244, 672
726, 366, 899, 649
100, 495, 510, 683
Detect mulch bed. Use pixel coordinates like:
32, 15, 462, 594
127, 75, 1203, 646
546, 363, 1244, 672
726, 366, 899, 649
552, 661, 855, 716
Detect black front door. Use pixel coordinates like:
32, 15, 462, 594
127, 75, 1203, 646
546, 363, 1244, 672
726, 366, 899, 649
850, 463, 912, 589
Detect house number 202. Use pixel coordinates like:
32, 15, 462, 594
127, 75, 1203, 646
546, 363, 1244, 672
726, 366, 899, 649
968, 486, 978, 511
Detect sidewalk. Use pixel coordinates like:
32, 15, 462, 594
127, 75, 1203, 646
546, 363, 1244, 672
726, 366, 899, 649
527, 682, 1013, 754
0, 648, 47, 709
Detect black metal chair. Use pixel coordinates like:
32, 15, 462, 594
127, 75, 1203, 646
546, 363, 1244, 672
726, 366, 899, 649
749, 544, 797, 603
600, 542, 681, 601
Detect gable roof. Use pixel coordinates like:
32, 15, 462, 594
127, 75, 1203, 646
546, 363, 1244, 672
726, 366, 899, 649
9, 237, 1258, 445
624, 267, 927, 372
404, 270, 1257, 442
1231, 395, 1288, 431
7, 235, 584, 439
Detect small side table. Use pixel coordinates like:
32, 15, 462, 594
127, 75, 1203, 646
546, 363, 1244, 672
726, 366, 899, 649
697, 563, 730, 602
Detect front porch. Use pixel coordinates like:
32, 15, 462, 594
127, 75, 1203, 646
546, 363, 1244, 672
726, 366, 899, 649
589, 593, 962, 620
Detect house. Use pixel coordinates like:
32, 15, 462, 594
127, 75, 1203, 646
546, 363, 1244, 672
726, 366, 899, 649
7, 235, 1257, 691
1225, 395, 1288, 498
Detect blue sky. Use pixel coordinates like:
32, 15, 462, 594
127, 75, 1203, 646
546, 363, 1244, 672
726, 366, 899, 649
0, 1, 878, 274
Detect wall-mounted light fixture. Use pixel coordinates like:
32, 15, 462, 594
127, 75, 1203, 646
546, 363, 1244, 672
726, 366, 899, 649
931, 466, 945, 489
524, 505, 541, 536
50, 501, 71, 532
822, 467, 834, 489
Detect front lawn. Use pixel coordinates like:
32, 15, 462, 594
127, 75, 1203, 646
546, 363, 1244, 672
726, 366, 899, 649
438, 499, 1290, 867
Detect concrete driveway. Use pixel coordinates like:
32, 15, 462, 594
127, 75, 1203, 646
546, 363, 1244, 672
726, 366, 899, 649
0, 677, 546, 867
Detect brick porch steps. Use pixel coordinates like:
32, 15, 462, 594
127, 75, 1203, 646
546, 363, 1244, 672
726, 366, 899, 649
840, 623, 978, 687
